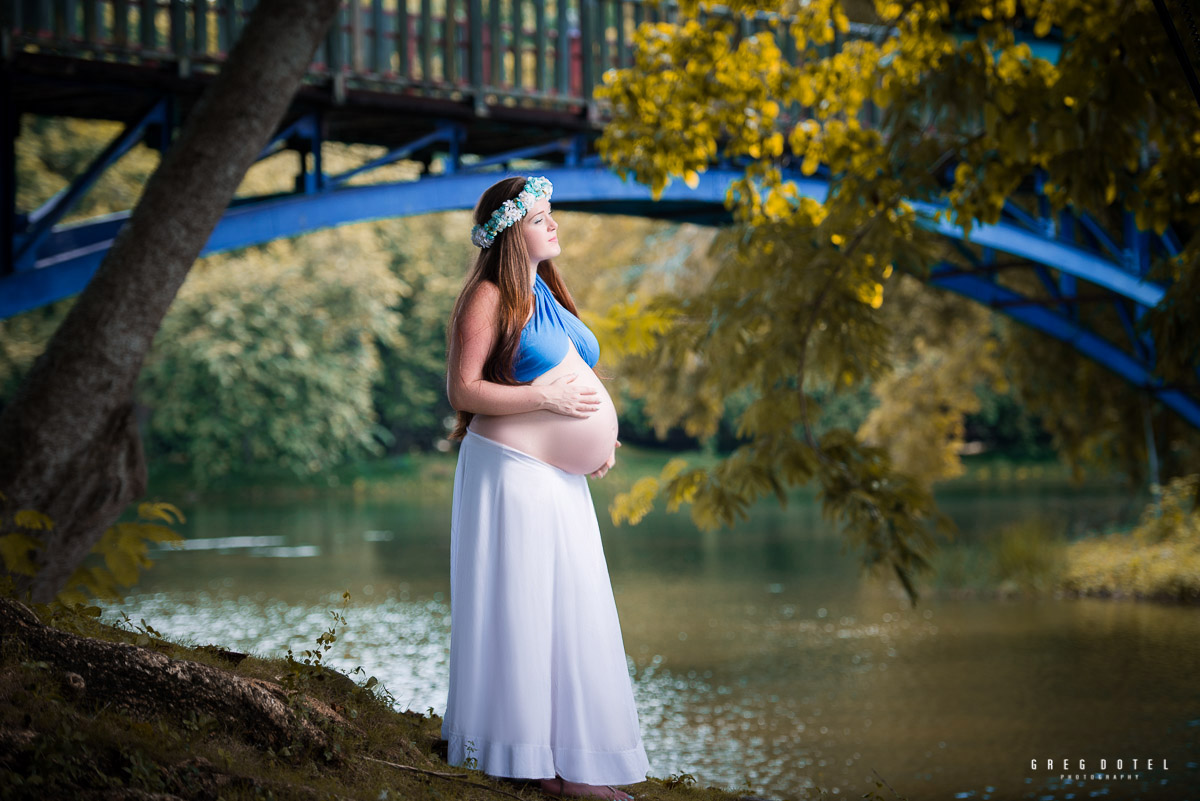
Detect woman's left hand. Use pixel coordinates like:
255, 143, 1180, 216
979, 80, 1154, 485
589, 440, 621, 479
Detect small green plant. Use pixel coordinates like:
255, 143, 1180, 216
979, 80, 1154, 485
346, 664, 398, 710
0, 497, 51, 579
276, 592, 354, 765
42, 599, 104, 635
123, 748, 166, 792
277, 589, 404, 751
859, 768, 910, 800
283, 592, 362, 714
115, 611, 166, 647
463, 739, 479, 770
0, 494, 185, 604
284, 591, 350, 674
179, 709, 219, 737
661, 772, 696, 790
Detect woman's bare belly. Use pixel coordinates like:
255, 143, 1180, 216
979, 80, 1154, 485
469, 342, 618, 475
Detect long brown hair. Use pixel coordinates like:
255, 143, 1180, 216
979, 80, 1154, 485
447, 176, 582, 440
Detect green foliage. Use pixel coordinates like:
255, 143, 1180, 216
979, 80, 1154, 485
986, 517, 1068, 594
0, 497, 185, 605
280, 591, 392, 712
58, 502, 187, 606
593, 0, 1200, 602
1061, 475, 1200, 601
859, 281, 1006, 488
369, 213, 472, 452
1000, 320, 1200, 486
7, 118, 469, 475
965, 382, 1053, 459
138, 230, 405, 484
0, 493, 51, 577
611, 457, 692, 525
462, 739, 479, 771
275, 589, 401, 767
276, 590, 356, 764
287, 590, 351, 675
2, 115, 160, 410
1134, 474, 1200, 545
113, 611, 167, 648
599, 219, 944, 603
0, 301, 70, 404
15, 116, 161, 221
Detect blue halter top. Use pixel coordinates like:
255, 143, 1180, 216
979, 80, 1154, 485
512, 273, 600, 382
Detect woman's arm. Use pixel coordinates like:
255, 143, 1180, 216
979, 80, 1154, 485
447, 281, 600, 418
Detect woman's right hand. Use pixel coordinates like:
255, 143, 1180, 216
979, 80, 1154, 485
540, 373, 601, 418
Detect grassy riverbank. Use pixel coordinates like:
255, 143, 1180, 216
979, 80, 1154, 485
927, 474, 1200, 604
2, 597, 906, 801
1057, 474, 1200, 603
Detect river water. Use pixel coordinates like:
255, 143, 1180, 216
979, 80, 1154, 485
112, 470, 1199, 800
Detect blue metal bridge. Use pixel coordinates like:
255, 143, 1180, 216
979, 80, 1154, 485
1, 1, 1194, 426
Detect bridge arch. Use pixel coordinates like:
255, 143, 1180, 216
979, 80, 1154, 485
10, 156, 1191, 427
1, 1, 1192, 428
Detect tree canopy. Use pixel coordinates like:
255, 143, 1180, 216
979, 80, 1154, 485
595, 0, 1200, 602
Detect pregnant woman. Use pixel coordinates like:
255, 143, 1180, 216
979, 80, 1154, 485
441, 176, 649, 800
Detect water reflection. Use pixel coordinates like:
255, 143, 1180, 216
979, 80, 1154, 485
114, 481, 1200, 799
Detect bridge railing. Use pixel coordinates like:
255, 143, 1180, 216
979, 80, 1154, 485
2, 0, 876, 118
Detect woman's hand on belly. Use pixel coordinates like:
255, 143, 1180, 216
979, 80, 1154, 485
471, 346, 619, 474
588, 440, 620, 479
537, 372, 602, 418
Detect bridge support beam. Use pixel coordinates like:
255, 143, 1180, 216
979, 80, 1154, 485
930, 266, 1200, 428
14, 98, 170, 275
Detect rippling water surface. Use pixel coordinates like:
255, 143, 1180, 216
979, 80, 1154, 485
112, 477, 1200, 799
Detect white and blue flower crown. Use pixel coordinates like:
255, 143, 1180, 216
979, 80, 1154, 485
471, 176, 553, 249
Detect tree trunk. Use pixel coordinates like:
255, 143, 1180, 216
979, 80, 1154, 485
0, 0, 342, 601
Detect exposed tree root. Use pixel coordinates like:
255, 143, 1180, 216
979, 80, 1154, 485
0, 598, 354, 760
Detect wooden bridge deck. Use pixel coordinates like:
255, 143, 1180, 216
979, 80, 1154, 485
2, 0, 868, 154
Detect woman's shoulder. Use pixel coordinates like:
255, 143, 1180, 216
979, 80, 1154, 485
452, 280, 501, 334
465, 279, 502, 309
459, 278, 538, 328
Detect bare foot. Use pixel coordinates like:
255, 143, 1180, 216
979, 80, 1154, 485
538, 776, 633, 801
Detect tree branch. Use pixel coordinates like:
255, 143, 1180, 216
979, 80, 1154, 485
795, 218, 877, 448
361, 755, 530, 800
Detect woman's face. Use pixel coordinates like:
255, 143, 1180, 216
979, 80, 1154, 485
519, 197, 560, 268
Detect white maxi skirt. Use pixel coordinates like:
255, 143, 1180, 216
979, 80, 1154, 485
441, 429, 650, 785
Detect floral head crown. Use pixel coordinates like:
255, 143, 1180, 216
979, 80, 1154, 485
471, 176, 554, 249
